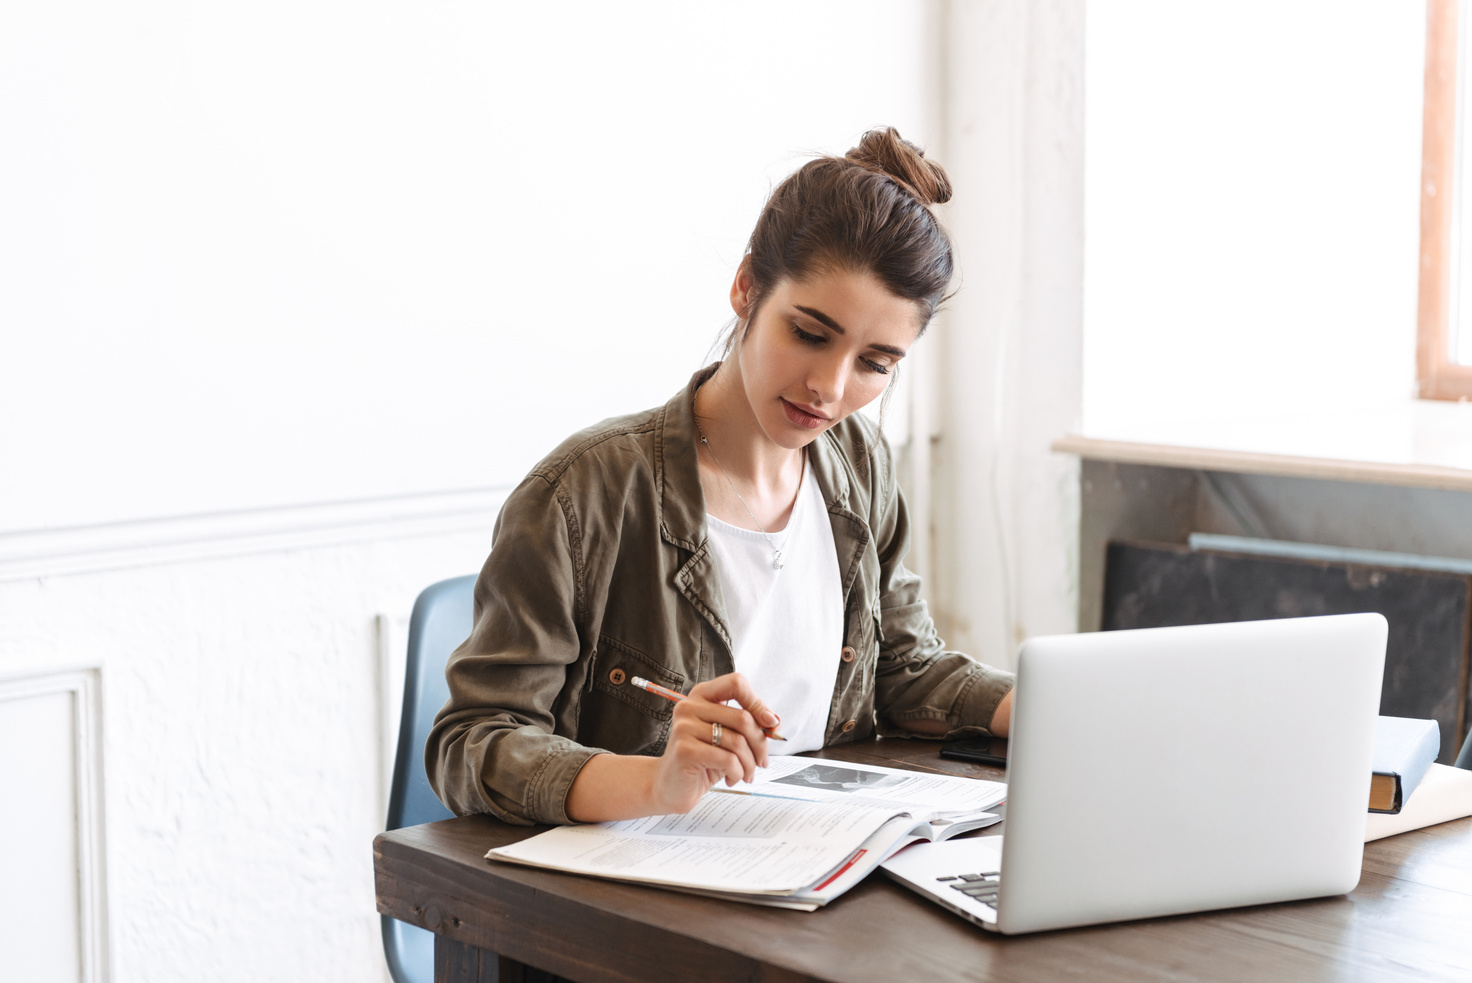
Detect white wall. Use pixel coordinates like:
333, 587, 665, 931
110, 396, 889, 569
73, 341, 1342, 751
0, 3, 937, 981
1, 0, 932, 532
1084, 2, 1427, 437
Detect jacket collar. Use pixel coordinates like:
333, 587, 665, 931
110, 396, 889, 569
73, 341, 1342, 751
658, 365, 860, 546
657, 366, 717, 553
660, 366, 872, 657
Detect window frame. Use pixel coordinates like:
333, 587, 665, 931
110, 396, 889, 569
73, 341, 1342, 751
1418, 0, 1472, 399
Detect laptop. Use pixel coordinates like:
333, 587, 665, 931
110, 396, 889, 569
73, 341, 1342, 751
881, 613, 1387, 934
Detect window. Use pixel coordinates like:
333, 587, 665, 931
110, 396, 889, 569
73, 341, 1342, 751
1418, 0, 1472, 399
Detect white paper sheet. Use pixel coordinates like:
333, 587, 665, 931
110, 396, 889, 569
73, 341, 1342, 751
729, 755, 1007, 819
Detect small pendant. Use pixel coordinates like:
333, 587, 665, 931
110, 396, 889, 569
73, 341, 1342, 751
774, 551, 784, 570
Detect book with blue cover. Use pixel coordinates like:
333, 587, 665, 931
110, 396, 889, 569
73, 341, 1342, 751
1370, 716, 1440, 814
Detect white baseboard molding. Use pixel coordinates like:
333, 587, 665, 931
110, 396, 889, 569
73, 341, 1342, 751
0, 487, 509, 582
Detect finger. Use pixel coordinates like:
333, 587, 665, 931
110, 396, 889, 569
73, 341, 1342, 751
674, 700, 766, 776
691, 673, 782, 732
677, 679, 772, 771
669, 725, 745, 789
707, 739, 749, 788
709, 703, 768, 774
674, 715, 753, 782
671, 685, 766, 737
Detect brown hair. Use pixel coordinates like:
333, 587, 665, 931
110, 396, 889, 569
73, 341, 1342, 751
734, 126, 955, 337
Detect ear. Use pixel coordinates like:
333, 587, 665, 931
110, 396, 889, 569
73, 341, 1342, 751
729, 257, 756, 318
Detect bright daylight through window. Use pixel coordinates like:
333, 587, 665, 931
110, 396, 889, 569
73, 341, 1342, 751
1421, 0, 1472, 397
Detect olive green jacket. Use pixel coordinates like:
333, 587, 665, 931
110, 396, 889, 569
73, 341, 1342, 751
426, 368, 1015, 825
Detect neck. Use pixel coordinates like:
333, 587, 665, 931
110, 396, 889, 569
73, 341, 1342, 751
693, 362, 802, 490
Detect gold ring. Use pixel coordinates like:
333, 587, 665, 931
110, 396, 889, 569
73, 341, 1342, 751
712, 721, 722, 748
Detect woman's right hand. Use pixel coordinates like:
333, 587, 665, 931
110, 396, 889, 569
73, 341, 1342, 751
647, 672, 780, 815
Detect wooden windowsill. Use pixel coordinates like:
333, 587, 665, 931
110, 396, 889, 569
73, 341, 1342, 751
1054, 399, 1472, 493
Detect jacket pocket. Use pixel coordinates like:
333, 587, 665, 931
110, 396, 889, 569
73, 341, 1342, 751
583, 635, 687, 755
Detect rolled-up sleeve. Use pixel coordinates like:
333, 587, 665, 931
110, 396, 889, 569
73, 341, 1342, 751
425, 475, 606, 825
867, 444, 1015, 736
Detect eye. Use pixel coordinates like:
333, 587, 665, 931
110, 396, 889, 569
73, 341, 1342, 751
860, 357, 891, 375
791, 323, 825, 346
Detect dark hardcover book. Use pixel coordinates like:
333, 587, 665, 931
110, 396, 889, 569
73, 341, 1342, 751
1370, 716, 1441, 814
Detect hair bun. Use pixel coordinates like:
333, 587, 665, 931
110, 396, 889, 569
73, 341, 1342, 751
844, 127, 952, 206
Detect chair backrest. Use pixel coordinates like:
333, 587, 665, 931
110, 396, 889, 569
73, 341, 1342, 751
382, 574, 475, 983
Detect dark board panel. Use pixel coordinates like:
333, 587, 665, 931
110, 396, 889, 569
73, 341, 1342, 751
1102, 540, 1472, 764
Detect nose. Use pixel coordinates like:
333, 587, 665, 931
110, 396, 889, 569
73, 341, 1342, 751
807, 352, 845, 406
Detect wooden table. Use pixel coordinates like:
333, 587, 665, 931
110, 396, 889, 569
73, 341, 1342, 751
374, 740, 1472, 983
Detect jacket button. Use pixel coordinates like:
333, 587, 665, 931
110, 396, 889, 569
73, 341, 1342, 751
840, 646, 856, 663
609, 668, 626, 685
841, 719, 857, 733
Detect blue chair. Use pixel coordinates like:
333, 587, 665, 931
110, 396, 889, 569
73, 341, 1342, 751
382, 575, 475, 983
1457, 727, 1472, 770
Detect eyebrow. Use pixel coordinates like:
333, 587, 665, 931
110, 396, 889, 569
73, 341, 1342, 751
794, 305, 909, 358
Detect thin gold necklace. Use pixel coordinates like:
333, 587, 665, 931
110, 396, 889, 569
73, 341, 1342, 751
693, 412, 800, 570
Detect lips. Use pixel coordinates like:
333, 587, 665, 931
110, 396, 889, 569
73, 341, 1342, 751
781, 398, 830, 430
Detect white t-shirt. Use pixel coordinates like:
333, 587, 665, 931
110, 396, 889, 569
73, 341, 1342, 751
704, 458, 844, 754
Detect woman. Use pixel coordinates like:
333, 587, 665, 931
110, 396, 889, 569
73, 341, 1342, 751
427, 127, 1015, 826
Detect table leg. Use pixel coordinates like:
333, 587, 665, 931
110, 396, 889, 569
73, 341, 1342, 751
434, 934, 571, 983
433, 934, 505, 982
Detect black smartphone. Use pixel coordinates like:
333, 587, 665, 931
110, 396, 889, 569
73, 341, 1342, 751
939, 735, 1009, 766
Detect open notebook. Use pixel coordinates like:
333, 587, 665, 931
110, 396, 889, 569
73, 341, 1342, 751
487, 755, 1004, 910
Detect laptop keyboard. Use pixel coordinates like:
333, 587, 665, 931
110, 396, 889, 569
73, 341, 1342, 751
935, 870, 1001, 908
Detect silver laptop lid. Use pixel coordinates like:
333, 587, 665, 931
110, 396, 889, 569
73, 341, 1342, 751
997, 613, 1387, 935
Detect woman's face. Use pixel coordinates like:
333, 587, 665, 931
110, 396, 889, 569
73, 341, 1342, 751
731, 267, 926, 450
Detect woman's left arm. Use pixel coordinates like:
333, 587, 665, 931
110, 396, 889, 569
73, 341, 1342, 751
897, 689, 1012, 737
864, 430, 1016, 738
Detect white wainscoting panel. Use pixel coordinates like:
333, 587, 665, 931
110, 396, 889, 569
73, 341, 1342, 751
0, 489, 503, 982
0, 667, 108, 983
